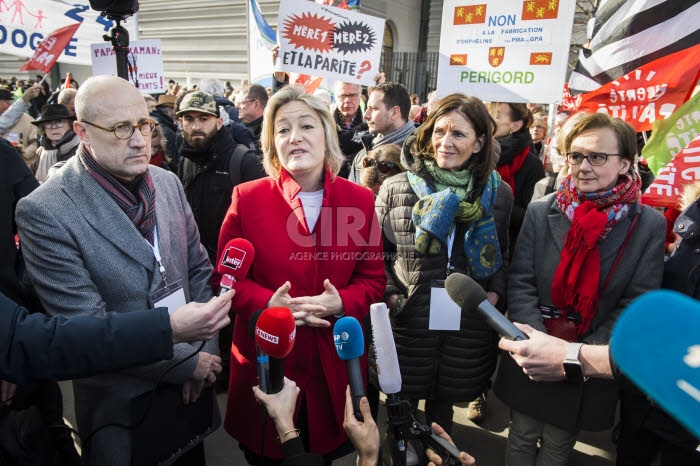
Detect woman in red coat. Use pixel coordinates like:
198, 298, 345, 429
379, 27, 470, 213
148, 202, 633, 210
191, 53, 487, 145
216, 85, 386, 465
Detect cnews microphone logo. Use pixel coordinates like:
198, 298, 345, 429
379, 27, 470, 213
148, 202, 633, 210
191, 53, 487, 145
221, 246, 246, 270
256, 327, 279, 345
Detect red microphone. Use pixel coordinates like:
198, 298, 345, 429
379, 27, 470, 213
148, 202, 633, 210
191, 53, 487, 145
217, 238, 254, 296
254, 307, 296, 394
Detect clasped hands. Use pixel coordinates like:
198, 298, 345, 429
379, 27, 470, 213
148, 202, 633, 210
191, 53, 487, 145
268, 279, 343, 328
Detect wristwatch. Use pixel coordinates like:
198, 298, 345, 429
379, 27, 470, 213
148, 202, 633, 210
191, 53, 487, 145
563, 342, 585, 383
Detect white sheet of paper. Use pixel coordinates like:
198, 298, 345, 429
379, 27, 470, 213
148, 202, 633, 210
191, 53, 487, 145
429, 286, 461, 330
154, 287, 187, 316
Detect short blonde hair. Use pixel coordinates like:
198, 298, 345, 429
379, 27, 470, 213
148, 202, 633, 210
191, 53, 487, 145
261, 86, 344, 179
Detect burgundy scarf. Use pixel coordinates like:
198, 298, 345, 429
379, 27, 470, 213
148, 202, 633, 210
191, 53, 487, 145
78, 145, 157, 244
551, 171, 641, 336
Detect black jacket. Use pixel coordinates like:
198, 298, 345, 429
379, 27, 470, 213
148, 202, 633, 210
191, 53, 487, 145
496, 130, 544, 256
334, 108, 368, 178
0, 293, 174, 385
374, 136, 513, 400
0, 140, 38, 306
178, 129, 266, 264
244, 115, 263, 154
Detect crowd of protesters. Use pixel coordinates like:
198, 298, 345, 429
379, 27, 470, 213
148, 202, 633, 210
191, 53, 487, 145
0, 67, 698, 466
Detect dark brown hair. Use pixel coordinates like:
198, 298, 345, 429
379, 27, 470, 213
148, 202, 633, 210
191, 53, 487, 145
411, 93, 494, 187
504, 102, 533, 130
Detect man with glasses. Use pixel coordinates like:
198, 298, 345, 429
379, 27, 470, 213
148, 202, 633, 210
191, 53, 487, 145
347, 82, 415, 183
16, 76, 221, 466
237, 83, 268, 153
333, 81, 369, 177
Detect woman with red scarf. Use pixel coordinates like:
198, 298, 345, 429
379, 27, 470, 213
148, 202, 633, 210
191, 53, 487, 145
493, 113, 665, 466
492, 102, 545, 259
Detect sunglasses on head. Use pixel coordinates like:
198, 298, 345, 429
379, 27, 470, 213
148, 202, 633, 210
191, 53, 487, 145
362, 157, 398, 174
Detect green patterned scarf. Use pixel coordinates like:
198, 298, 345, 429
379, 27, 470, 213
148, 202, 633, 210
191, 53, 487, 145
408, 163, 503, 279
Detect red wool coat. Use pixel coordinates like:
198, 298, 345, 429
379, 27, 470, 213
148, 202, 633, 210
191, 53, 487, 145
217, 169, 386, 459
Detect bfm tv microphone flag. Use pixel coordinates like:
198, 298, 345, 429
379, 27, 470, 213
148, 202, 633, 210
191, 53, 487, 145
568, 0, 699, 94
20, 23, 82, 73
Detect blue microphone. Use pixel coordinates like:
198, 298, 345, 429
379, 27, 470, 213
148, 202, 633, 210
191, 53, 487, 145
334, 316, 366, 421
611, 289, 700, 440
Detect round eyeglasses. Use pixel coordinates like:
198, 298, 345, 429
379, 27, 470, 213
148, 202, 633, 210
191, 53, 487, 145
566, 151, 621, 166
43, 120, 66, 129
81, 119, 159, 140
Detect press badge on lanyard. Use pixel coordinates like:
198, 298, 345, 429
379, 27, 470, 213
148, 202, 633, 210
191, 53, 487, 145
428, 231, 461, 330
146, 226, 186, 315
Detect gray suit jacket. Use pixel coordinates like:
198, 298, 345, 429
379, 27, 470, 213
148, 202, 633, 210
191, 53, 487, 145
16, 154, 215, 465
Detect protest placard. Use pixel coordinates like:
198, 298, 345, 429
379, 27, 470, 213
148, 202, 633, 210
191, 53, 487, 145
91, 39, 165, 93
0, 0, 138, 66
276, 0, 384, 86
436, 0, 575, 103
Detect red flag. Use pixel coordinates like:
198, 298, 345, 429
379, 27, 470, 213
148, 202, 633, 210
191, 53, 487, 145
642, 135, 700, 208
573, 44, 700, 132
19, 23, 81, 73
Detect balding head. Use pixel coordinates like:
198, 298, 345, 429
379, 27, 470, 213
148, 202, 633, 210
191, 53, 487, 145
76, 75, 146, 122
73, 76, 152, 181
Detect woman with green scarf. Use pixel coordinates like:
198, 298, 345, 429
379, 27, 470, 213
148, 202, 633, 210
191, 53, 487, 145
375, 93, 513, 436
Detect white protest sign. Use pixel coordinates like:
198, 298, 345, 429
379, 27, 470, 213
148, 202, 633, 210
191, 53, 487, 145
0, 0, 137, 67
436, 0, 575, 103
276, 0, 385, 86
91, 39, 165, 93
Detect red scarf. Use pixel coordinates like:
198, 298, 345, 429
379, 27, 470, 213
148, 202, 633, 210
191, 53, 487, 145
150, 151, 165, 168
496, 145, 529, 198
551, 172, 641, 337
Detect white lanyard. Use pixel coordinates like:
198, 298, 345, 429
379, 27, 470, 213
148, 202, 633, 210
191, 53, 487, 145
149, 225, 168, 286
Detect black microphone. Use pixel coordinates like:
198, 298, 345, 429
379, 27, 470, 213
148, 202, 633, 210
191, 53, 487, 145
248, 310, 270, 393
444, 273, 528, 341
251, 307, 296, 394
334, 316, 366, 421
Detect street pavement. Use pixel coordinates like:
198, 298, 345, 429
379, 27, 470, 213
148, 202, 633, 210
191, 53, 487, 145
61, 381, 616, 465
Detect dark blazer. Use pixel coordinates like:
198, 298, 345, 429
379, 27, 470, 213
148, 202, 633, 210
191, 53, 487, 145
0, 293, 174, 385
16, 155, 215, 465
494, 193, 665, 432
